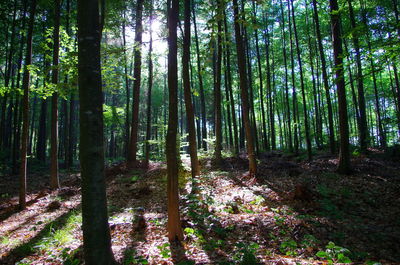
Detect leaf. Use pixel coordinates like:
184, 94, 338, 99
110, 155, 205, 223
316, 251, 328, 258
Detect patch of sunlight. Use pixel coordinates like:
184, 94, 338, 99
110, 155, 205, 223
0, 235, 20, 248
36, 210, 82, 251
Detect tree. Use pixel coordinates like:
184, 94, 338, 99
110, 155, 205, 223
166, 0, 184, 242
50, 0, 61, 189
330, 0, 351, 174
77, 0, 116, 263
232, 0, 257, 175
290, 0, 312, 160
192, 3, 208, 151
19, 0, 37, 210
145, 1, 154, 168
312, 0, 335, 153
347, 0, 368, 153
128, 0, 144, 167
214, 0, 223, 164
182, 0, 200, 177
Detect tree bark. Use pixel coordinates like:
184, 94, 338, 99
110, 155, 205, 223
77, 0, 116, 263
279, 0, 293, 153
19, 0, 37, 210
223, 11, 239, 155
347, 0, 368, 152
192, 3, 207, 151
128, 0, 144, 167
50, 0, 61, 189
214, 0, 223, 163
312, 0, 335, 153
330, 0, 351, 174
232, 0, 257, 175
183, 0, 200, 177
166, 0, 184, 242
145, 2, 154, 168
290, 0, 312, 160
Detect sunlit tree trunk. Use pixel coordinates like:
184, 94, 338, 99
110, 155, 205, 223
145, 2, 154, 168
192, 4, 207, 151
223, 11, 239, 156
214, 0, 223, 163
128, 0, 144, 167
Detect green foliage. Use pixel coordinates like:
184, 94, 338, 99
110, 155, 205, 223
232, 242, 260, 265
61, 247, 81, 265
316, 242, 352, 264
279, 239, 298, 256
157, 243, 171, 259
123, 249, 149, 265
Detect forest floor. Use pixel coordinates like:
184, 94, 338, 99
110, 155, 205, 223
0, 149, 400, 264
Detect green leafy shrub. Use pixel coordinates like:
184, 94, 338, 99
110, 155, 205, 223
316, 241, 352, 264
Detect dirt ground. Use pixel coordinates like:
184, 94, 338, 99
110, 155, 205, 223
0, 149, 399, 264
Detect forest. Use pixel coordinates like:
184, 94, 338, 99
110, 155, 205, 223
0, 0, 399, 264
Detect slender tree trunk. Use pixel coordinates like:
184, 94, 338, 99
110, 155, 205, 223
128, 0, 144, 167
77, 0, 116, 263
19, 0, 37, 210
305, 2, 322, 149
312, 0, 335, 153
122, 13, 130, 159
290, 0, 312, 160
232, 0, 257, 175
192, 3, 207, 151
287, 0, 299, 155
166, 0, 184, 242
50, 0, 61, 189
330, 0, 351, 174
279, 0, 293, 153
263, 15, 276, 150
223, 12, 239, 155
145, 2, 154, 168
214, 0, 223, 163
347, 0, 368, 152
183, 0, 200, 177
252, 1, 268, 151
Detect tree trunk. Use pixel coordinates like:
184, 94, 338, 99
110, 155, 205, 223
312, 0, 335, 153
290, 0, 312, 160
279, 0, 293, 153
193, 3, 207, 151
330, 0, 351, 174
128, 0, 144, 167
166, 0, 184, 242
183, 0, 200, 177
77, 0, 116, 263
347, 0, 368, 152
232, 0, 257, 175
50, 0, 61, 189
214, 0, 223, 163
252, 1, 268, 151
285, 0, 300, 155
19, 0, 37, 210
145, 2, 154, 168
223, 11, 239, 155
